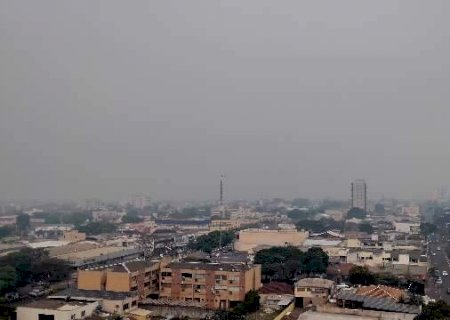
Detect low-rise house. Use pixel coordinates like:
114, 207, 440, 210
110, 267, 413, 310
294, 278, 335, 308
49, 288, 138, 314
16, 299, 99, 320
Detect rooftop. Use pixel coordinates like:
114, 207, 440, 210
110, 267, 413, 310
49, 288, 137, 300
260, 282, 293, 295
355, 285, 406, 302
19, 299, 96, 311
296, 278, 334, 289
167, 262, 255, 272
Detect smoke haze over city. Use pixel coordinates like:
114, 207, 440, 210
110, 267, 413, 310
1, 1, 450, 201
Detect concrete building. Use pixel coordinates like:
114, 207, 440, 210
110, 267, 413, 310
393, 222, 420, 234
49, 288, 138, 315
294, 278, 335, 308
77, 259, 162, 300
16, 299, 99, 320
235, 228, 309, 253
351, 179, 367, 211
159, 262, 262, 309
59, 230, 86, 243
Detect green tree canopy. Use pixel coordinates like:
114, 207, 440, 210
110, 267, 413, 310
254, 246, 303, 281
0, 266, 17, 293
415, 300, 450, 320
347, 207, 367, 219
234, 290, 260, 315
77, 222, 117, 235
188, 231, 234, 253
374, 203, 385, 214
0, 248, 71, 294
291, 198, 311, 208
420, 222, 437, 236
301, 247, 329, 275
349, 266, 376, 285
359, 223, 374, 234
16, 213, 30, 233
0, 225, 15, 239
122, 213, 144, 223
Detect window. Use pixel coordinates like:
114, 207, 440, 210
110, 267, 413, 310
38, 315, 54, 320
162, 272, 172, 277
81, 310, 86, 317
182, 273, 193, 278
132, 300, 137, 306
124, 303, 129, 310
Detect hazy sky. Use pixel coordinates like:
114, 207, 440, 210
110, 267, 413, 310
1, 1, 450, 202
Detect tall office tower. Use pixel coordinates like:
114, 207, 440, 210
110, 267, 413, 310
351, 179, 367, 210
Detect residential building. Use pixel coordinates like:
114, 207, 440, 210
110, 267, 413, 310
0, 215, 17, 226
393, 222, 420, 234
294, 278, 335, 308
351, 179, 367, 211
59, 230, 86, 243
16, 299, 99, 320
159, 262, 262, 309
130, 195, 151, 210
235, 228, 309, 253
77, 259, 162, 300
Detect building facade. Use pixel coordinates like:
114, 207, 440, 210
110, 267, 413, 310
78, 260, 162, 300
351, 179, 367, 211
159, 262, 262, 309
234, 228, 309, 253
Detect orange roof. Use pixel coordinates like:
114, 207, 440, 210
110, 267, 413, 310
355, 285, 406, 302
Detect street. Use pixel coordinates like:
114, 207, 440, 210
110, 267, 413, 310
427, 236, 450, 303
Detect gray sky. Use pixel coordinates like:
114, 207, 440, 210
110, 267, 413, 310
1, 1, 450, 202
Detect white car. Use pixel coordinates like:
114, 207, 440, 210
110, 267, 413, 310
437, 277, 443, 285
443, 271, 448, 276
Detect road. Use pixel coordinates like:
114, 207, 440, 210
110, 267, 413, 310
427, 235, 450, 303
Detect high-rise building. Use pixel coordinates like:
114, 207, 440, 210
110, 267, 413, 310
351, 179, 367, 211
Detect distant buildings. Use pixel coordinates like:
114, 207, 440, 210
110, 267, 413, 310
351, 179, 367, 210
159, 262, 262, 310
130, 195, 151, 210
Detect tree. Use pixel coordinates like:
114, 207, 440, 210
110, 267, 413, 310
415, 300, 450, 320
209, 311, 244, 320
121, 213, 144, 223
16, 213, 30, 233
188, 231, 234, 253
374, 203, 385, 214
254, 246, 303, 281
301, 247, 329, 275
348, 266, 376, 285
77, 222, 117, 235
0, 248, 71, 294
0, 266, 17, 293
0, 225, 15, 239
359, 223, 374, 234
234, 290, 260, 315
347, 208, 367, 219
420, 222, 437, 236
292, 198, 311, 208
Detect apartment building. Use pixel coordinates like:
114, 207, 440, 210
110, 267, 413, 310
159, 262, 262, 309
78, 259, 162, 300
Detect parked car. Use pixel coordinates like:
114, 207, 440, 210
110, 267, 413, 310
443, 271, 448, 276
447, 288, 450, 294
436, 277, 443, 285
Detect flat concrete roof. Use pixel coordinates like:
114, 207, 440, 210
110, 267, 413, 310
299, 311, 376, 320
19, 299, 96, 311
